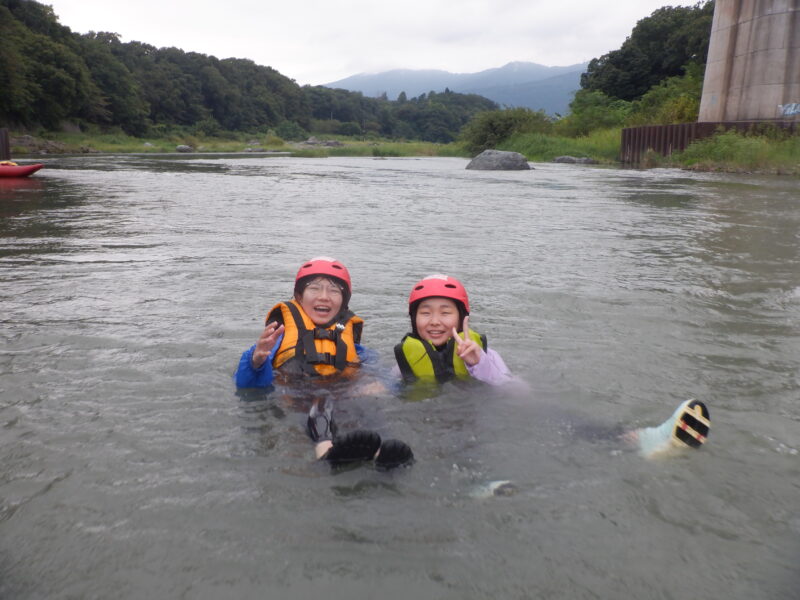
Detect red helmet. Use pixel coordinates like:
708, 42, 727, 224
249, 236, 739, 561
295, 256, 351, 292
408, 274, 469, 313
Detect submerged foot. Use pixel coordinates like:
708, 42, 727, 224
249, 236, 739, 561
636, 399, 710, 458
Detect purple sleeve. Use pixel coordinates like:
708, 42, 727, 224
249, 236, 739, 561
466, 348, 517, 386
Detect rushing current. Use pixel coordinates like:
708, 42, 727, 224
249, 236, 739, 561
1, 154, 798, 599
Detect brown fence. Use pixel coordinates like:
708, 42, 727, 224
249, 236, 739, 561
0, 128, 10, 161
620, 120, 798, 165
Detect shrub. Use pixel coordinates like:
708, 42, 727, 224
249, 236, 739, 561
263, 134, 284, 146
554, 90, 631, 137
673, 130, 772, 169
664, 128, 798, 174
192, 118, 222, 137
274, 120, 307, 141
337, 121, 362, 136
459, 108, 553, 155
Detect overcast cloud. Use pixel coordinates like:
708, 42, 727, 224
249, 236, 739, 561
44, 0, 700, 85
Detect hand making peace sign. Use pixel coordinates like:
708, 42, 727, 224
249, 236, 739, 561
452, 316, 483, 367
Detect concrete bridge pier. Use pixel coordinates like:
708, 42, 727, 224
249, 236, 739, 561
699, 0, 800, 122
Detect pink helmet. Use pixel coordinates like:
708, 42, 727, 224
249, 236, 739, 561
295, 256, 351, 292
408, 274, 469, 314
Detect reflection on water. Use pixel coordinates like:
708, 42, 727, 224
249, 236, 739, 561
0, 156, 798, 599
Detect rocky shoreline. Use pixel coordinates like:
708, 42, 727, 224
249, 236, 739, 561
10, 134, 97, 155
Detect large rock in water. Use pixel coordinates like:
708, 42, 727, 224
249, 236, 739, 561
466, 149, 531, 170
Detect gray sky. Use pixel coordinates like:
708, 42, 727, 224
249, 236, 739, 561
45, 0, 699, 86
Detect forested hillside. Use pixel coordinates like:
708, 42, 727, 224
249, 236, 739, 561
0, 0, 496, 142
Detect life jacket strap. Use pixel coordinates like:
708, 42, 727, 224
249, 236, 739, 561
314, 328, 337, 341
286, 301, 353, 373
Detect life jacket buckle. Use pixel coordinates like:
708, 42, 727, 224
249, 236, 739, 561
313, 352, 333, 365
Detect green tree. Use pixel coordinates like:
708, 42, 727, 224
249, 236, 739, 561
555, 90, 631, 136
78, 32, 149, 135
625, 62, 704, 126
581, 1, 714, 101
1, 1, 105, 127
0, 5, 38, 123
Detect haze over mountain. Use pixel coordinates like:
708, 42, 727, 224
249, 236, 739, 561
323, 61, 588, 115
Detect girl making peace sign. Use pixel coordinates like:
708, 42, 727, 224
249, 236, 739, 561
394, 274, 516, 386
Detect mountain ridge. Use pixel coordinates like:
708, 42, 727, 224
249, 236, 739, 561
323, 61, 588, 115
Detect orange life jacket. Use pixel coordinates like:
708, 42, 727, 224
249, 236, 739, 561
266, 300, 363, 376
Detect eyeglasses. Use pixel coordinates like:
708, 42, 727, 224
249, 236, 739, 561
304, 283, 343, 298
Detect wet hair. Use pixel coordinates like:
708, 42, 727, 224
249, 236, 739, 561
409, 297, 468, 336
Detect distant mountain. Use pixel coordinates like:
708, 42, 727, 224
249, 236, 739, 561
323, 61, 588, 115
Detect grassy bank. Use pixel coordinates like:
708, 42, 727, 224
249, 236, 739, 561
295, 141, 468, 158
655, 130, 800, 175
501, 127, 799, 175
9, 129, 468, 159
500, 128, 623, 163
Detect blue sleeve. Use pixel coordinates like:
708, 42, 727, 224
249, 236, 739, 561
355, 343, 379, 364
234, 343, 276, 388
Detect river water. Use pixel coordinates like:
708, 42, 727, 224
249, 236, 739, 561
1, 155, 798, 599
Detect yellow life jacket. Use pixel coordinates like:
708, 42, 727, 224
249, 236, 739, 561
394, 330, 487, 383
266, 300, 363, 377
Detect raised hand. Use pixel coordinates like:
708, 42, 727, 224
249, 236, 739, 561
252, 322, 285, 368
452, 316, 482, 367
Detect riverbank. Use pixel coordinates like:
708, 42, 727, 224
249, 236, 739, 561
7, 130, 467, 159
500, 127, 800, 175
6, 128, 798, 175
653, 129, 800, 175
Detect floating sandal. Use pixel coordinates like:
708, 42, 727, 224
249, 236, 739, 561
637, 399, 711, 458
374, 439, 414, 471
323, 430, 382, 465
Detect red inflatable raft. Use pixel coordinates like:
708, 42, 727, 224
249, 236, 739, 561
0, 162, 44, 178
